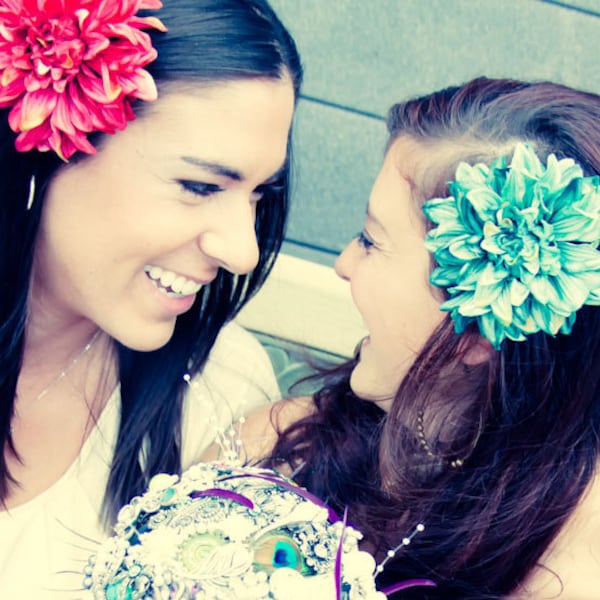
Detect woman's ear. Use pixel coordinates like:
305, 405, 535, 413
459, 333, 495, 366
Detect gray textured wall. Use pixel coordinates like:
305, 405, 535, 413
271, 0, 600, 266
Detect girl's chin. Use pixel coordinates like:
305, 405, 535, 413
349, 363, 396, 412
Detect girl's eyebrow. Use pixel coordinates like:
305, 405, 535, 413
366, 206, 388, 234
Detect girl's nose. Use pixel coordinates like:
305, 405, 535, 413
334, 238, 358, 281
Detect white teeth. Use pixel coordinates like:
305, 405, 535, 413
181, 280, 199, 295
159, 270, 176, 287
170, 276, 186, 293
144, 265, 203, 297
149, 265, 162, 279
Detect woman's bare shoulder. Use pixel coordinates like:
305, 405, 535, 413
509, 467, 600, 599
201, 396, 315, 464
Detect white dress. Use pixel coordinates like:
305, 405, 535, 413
0, 322, 280, 599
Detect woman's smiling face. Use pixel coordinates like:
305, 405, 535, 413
335, 136, 446, 410
32, 77, 295, 350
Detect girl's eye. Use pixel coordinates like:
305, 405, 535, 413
178, 180, 223, 198
356, 230, 375, 251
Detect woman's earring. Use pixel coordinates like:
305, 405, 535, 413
26, 174, 36, 211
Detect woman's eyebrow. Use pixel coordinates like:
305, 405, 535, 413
180, 156, 243, 181
180, 156, 286, 185
262, 165, 286, 184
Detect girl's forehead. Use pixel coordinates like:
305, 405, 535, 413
387, 136, 474, 203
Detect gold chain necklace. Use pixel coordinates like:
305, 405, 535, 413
12, 329, 101, 432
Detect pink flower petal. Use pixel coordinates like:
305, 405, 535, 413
51, 93, 76, 134
60, 128, 97, 157
130, 15, 167, 33
82, 33, 110, 60
2, 1, 24, 15
14, 119, 52, 152
126, 68, 156, 101
0, 76, 25, 104
0, 0, 164, 156
140, 0, 163, 10
0, 65, 21, 86
100, 61, 122, 102
10, 88, 57, 131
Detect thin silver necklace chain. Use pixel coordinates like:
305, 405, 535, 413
13, 329, 102, 424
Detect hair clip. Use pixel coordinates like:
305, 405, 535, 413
0, 0, 166, 160
424, 143, 600, 348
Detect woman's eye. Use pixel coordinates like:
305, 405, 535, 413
356, 230, 375, 251
252, 179, 284, 202
178, 180, 223, 198
250, 188, 265, 203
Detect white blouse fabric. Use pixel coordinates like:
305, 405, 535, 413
0, 322, 280, 599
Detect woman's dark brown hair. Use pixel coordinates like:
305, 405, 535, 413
269, 78, 600, 598
0, 0, 302, 524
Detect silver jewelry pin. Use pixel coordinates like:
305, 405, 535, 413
26, 174, 36, 211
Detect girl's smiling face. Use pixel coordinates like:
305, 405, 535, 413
32, 78, 295, 350
335, 136, 446, 410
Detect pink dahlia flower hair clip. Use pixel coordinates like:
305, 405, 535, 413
0, 0, 166, 160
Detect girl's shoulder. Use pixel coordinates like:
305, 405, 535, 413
511, 467, 600, 599
201, 396, 315, 465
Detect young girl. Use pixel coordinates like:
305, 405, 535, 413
236, 77, 600, 599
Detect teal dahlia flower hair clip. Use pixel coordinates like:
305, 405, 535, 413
423, 143, 600, 349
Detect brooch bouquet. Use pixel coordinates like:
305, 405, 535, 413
83, 463, 410, 600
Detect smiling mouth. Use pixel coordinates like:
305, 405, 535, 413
144, 265, 203, 298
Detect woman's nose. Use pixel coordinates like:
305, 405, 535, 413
198, 202, 260, 275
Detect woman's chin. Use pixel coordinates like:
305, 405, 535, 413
113, 323, 176, 353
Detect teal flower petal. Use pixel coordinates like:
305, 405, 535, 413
509, 279, 529, 306
552, 212, 597, 240
510, 143, 544, 179
559, 312, 576, 335
575, 270, 600, 304
513, 302, 538, 334
552, 270, 589, 311
586, 287, 600, 305
479, 313, 502, 349
466, 188, 503, 221
456, 295, 491, 317
422, 197, 458, 224
449, 237, 484, 260
424, 221, 470, 249
490, 285, 513, 327
529, 275, 559, 305
559, 242, 600, 273
454, 161, 490, 187
530, 300, 555, 334
473, 282, 503, 307
479, 262, 508, 286
451, 314, 469, 335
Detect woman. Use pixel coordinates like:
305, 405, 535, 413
0, 0, 301, 596
236, 78, 600, 598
